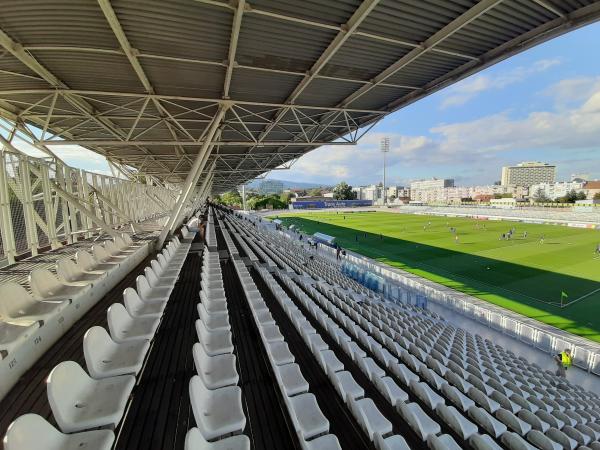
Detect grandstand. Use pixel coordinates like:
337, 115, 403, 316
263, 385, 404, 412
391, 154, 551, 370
1, 1, 600, 450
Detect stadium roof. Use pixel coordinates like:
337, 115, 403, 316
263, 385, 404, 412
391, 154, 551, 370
0, 0, 599, 192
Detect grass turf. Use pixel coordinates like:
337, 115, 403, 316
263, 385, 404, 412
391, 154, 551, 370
275, 211, 600, 342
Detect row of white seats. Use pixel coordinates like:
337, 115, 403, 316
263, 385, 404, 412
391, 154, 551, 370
186, 249, 249, 450
2, 233, 190, 450
257, 265, 412, 450
231, 258, 340, 450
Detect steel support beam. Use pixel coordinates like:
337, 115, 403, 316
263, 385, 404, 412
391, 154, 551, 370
157, 105, 228, 248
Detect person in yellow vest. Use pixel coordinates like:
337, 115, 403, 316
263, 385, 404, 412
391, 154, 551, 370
554, 349, 572, 378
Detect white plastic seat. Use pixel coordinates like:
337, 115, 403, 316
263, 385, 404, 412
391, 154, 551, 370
267, 341, 295, 366
374, 433, 411, 450
288, 393, 330, 440
501, 431, 537, 450
196, 320, 233, 356
526, 429, 562, 450
198, 303, 230, 331
56, 258, 103, 285
349, 397, 392, 441
107, 303, 159, 342
467, 406, 507, 438
302, 434, 342, 450
151, 259, 179, 281
92, 245, 123, 265
3, 413, 114, 450
189, 376, 246, 441
184, 427, 250, 450
136, 276, 170, 304
144, 267, 174, 294
427, 434, 462, 450
83, 326, 149, 378
75, 250, 113, 273
435, 404, 478, 440
0, 282, 68, 326
373, 376, 408, 406
261, 324, 284, 343
29, 268, 83, 299
496, 408, 532, 437
158, 253, 181, 274
546, 427, 577, 450
47, 361, 135, 433
409, 380, 445, 410
193, 343, 238, 389
103, 240, 129, 259
397, 402, 441, 441
123, 287, 164, 317
468, 433, 503, 450
276, 363, 309, 397
318, 350, 344, 373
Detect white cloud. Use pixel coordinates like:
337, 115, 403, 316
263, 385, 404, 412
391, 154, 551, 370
286, 77, 600, 185
440, 58, 561, 109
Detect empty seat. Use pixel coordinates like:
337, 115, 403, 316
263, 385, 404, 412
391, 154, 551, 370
518, 409, 549, 432
189, 376, 245, 441
76, 250, 115, 272
318, 350, 344, 373
288, 393, 330, 440
409, 380, 444, 410
397, 402, 441, 441
107, 303, 159, 343
435, 404, 478, 440
468, 387, 500, 414
92, 245, 122, 265
143, 267, 174, 294
136, 276, 170, 304
0, 321, 39, 354
30, 268, 84, 300
331, 370, 365, 401
123, 287, 164, 317
3, 413, 114, 450
349, 397, 392, 441
501, 431, 537, 450
47, 361, 135, 433
0, 282, 69, 326
184, 427, 250, 450
526, 429, 562, 450
468, 433, 503, 450
427, 433, 462, 450
267, 341, 295, 366
276, 363, 309, 397
373, 376, 408, 407
196, 320, 233, 356
56, 258, 103, 285
374, 432, 410, 450
496, 408, 532, 437
468, 405, 507, 439
198, 303, 230, 331
83, 326, 149, 378
193, 343, 238, 389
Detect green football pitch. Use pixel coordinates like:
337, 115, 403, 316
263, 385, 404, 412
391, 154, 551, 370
275, 211, 600, 342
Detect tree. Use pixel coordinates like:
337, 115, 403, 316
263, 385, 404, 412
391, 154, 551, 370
220, 189, 242, 206
389, 194, 397, 203
333, 181, 354, 200
532, 188, 550, 203
594, 192, 600, 200
576, 191, 587, 200
279, 192, 293, 204
308, 188, 323, 197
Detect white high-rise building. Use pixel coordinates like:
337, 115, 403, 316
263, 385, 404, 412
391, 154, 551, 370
410, 178, 454, 202
529, 181, 586, 200
500, 162, 555, 187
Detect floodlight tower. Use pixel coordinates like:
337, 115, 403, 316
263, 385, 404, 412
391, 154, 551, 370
241, 184, 247, 211
380, 137, 390, 205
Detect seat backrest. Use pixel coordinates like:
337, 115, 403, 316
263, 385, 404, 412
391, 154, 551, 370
157, 253, 169, 269
75, 250, 97, 271
0, 282, 36, 320
135, 276, 153, 301
188, 375, 210, 427
83, 326, 114, 376
150, 260, 164, 277
123, 287, 144, 313
92, 245, 111, 263
3, 413, 66, 450
107, 303, 132, 339
29, 269, 63, 299
143, 267, 160, 288
104, 240, 120, 256
114, 236, 128, 251
121, 233, 134, 246
184, 427, 210, 450
46, 361, 92, 430
56, 258, 82, 283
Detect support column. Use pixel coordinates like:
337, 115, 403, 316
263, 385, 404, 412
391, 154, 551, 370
20, 159, 39, 255
64, 166, 79, 242
40, 163, 59, 249
157, 105, 228, 248
56, 162, 72, 244
0, 153, 17, 264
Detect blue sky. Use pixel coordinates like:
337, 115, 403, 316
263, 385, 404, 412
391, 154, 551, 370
277, 21, 600, 187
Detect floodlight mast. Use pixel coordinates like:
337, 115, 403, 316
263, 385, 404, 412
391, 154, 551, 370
380, 137, 390, 205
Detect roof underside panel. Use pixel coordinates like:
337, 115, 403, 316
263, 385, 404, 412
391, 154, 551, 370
0, 0, 597, 190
